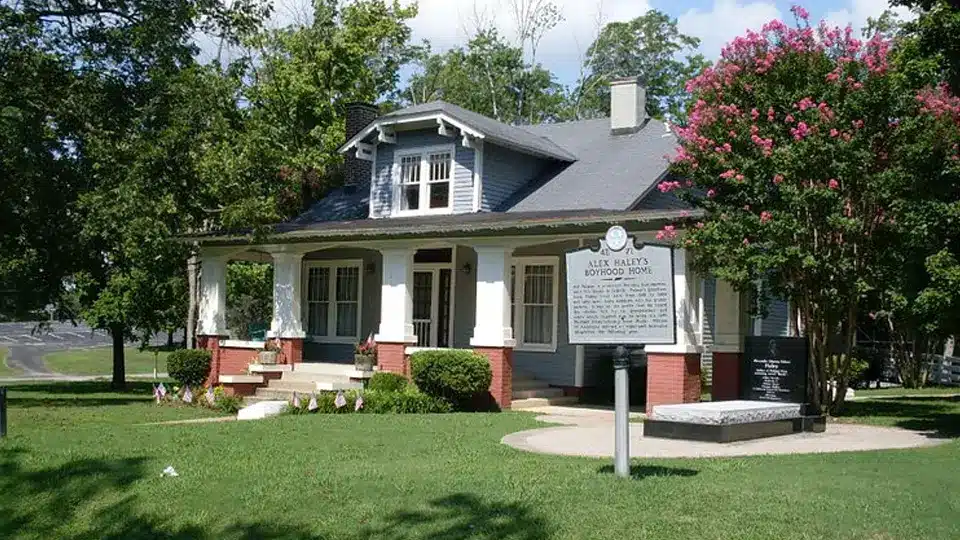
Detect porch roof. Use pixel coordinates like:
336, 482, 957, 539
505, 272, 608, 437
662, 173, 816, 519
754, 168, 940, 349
187, 208, 702, 246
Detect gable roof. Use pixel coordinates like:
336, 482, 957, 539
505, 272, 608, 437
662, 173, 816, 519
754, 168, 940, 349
501, 117, 680, 213
339, 101, 578, 163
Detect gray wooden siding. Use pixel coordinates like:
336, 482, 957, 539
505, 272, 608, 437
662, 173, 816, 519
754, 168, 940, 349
758, 298, 791, 336
511, 240, 579, 387
453, 246, 477, 348
481, 143, 545, 211
302, 248, 381, 363
371, 130, 475, 218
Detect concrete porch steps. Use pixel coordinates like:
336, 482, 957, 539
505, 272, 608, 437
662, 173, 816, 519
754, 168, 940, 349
511, 396, 580, 409
244, 362, 369, 404
511, 372, 577, 405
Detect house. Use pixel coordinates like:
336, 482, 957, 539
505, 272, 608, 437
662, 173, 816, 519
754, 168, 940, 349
192, 77, 790, 410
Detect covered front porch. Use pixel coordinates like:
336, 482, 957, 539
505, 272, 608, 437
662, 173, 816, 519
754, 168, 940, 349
194, 210, 742, 409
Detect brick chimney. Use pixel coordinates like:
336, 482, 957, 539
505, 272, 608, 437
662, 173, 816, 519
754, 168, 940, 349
344, 102, 379, 192
609, 76, 647, 135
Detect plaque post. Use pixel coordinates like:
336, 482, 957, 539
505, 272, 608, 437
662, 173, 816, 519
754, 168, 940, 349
613, 345, 634, 478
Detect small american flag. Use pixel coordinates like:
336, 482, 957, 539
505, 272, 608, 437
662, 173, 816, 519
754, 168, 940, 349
291, 391, 301, 409
334, 391, 346, 409
205, 387, 216, 406
153, 384, 162, 403
354, 393, 364, 411
307, 393, 318, 411
157, 382, 167, 398
182, 385, 193, 404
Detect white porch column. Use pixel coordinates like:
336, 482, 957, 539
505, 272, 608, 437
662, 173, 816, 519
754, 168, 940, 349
197, 255, 228, 336
268, 252, 306, 338
713, 280, 743, 353
469, 246, 516, 347
375, 248, 416, 343
647, 248, 700, 354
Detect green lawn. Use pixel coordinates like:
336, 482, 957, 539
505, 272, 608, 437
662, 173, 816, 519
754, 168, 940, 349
854, 386, 960, 398
0, 346, 23, 377
1, 383, 959, 540
42, 347, 170, 376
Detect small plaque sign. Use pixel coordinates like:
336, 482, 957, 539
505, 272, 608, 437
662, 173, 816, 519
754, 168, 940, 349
565, 237, 676, 345
742, 336, 809, 403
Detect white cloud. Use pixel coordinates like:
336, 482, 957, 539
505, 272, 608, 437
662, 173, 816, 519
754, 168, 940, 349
677, 0, 781, 60
825, 0, 914, 37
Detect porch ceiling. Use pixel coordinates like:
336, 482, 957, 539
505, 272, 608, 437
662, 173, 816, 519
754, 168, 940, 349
185, 208, 703, 247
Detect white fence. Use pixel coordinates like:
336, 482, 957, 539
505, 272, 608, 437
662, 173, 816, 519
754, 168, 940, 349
929, 355, 960, 386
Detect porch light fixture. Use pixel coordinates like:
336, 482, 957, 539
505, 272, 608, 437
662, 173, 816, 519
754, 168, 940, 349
461, 262, 472, 275
365, 262, 376, 275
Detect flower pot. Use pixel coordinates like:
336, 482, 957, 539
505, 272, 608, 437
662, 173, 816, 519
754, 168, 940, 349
354, 354, 374, 371
258, 350, 279, 365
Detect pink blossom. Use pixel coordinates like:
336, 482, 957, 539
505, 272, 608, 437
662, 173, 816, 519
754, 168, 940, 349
790, 5, 809, 21
790, 121, 811, 140
853, 82, 863, 90
828, 179, 839, 190
729, 130, 738, 137
751, 108, 760, 120
773, 174, 784, 185
785, 114, 795, 124
720, 169, 737, 179
658, 180, 682, 193
852, 119, 864, 129
767, 107, 775, 122
742, 238, 751, 246
656, 225, 678, 241
760, 211, 773, 223
735, 174, 745, 182
696, 222, 705, 229
707, 189, 717, 198
796, 97, 815, 111
830, 128, 840, 138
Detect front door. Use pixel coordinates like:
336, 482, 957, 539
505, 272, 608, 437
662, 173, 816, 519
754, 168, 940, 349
412, 268, 452, 347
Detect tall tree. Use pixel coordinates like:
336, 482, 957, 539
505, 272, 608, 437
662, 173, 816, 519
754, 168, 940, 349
894, 0, 960, 92
402, 28, 565, 125
571, 10, 708, 122
665, 10, 960, 411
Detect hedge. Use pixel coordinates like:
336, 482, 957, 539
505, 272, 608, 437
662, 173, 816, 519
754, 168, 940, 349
166, 349, 212, 388
286, 388, 451, 415
410, 349, 492, 410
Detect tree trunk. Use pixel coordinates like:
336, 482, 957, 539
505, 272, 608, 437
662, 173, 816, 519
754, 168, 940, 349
110, 324, 126, 391
166, 330, 174, 348
186, 254, 198, 349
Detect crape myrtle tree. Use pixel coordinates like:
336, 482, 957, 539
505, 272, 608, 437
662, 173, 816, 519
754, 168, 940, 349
664, 6, 960, 413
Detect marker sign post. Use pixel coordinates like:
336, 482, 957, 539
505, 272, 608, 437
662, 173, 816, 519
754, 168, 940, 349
566, 226, 676, 478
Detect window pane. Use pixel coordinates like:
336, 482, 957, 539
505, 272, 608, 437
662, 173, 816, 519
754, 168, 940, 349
400, 156, 421, 183
336, 303, 358, 337
401, 184, 419, 211
428, 181, 449, 209
428, 152, 451, 180
523, 305, 553, 345
308, 301, 328, 336
308, 268, 330, 302
336, 267, 359, 301
523, 265, 554, 304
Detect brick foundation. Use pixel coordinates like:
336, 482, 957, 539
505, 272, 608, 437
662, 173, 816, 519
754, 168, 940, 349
377, 342, 410, 376
473, 346, 513, 410
221, 382, 260, 397
712, 352, 743, 401
277, 338, 304, 365
646, 352, 702, 414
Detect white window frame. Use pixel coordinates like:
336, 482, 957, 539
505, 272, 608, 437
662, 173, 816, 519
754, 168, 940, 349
302, 260, 363, 344
510, 256, 559, 353
392, 144, 456, 217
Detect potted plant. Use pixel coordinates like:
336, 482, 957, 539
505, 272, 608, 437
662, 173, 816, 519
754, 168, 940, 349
355, 334, 377, 371
259, 339, 281, 365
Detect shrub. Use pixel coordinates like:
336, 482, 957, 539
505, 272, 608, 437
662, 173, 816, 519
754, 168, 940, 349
285, 388, 451, 415
166, 349, 212, 388
368, 372, 408, 393
410, 349, 492, 410
212, 386, 244, 414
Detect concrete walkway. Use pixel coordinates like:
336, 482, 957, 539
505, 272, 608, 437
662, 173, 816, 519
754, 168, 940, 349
503, 409, 948, 459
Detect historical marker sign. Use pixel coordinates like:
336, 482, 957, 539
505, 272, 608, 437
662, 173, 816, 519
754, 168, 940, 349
742, 336, 809, 403
565, 234, 676, 345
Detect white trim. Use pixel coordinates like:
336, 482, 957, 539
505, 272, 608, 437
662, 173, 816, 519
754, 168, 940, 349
449, 245, 458, 347
574, 239, 585, 386
219, 339, 265, 349
219, 374, 263, 384
339, 112, 485, 154
377, 126, 396, 144
368, 143, 378, 218
302, 259, 364, 343
404, 346, 453, 355
411, 260, 456, 348
511, 255, 560, 353
391, 144, 457, 217
473, 142, 484, 211
355, 142, 374, 161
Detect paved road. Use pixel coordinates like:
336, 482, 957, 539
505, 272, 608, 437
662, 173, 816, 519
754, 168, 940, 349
0, 322, 179, 376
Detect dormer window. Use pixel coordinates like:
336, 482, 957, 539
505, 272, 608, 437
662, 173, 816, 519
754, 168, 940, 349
393, 145, 454, 216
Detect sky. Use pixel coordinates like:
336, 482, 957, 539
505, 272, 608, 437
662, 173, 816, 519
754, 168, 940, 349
205, 0, 912, 87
